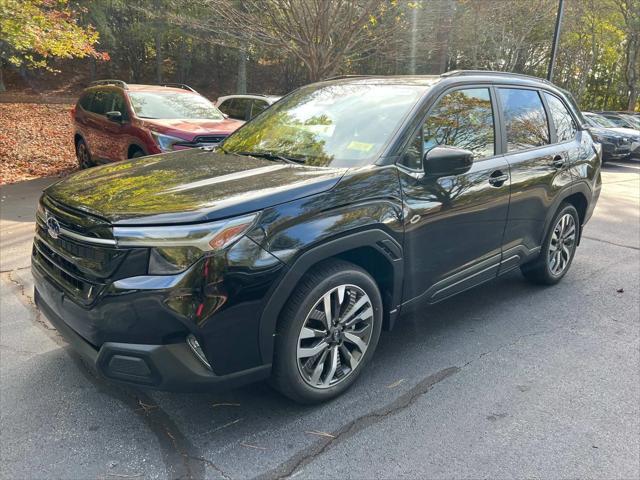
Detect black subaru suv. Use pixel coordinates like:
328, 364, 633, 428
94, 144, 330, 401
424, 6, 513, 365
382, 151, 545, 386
33, 71, 601, 403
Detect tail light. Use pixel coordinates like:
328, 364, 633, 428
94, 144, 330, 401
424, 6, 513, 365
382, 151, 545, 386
70, 106, 76, 119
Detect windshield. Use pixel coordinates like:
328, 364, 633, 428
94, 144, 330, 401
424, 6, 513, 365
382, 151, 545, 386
621, 114, 640, 129
222, 83, 427, 167
585, 114, 617, 129
129, 92, 224, 120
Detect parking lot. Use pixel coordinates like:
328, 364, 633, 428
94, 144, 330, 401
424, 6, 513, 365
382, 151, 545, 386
1, 161, 638, 479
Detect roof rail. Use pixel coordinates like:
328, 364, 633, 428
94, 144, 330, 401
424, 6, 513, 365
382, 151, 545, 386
323, 74, 372, 81
442, 70, 551, 84
90, 79, 128, 89
440, 70, 551, 84
159, 83, 197, 93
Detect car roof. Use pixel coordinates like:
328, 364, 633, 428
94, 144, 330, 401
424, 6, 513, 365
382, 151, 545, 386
217, 94, 281, 102
83, 83, 198, 94
320, 71, 556, 88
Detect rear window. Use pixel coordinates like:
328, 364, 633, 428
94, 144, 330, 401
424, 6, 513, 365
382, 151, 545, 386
498, 88, 550, 152
128, 92, 224, 120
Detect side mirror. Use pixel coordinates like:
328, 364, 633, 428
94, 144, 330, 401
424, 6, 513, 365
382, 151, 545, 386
106, 111, 123, 123
423, 146, 473, 178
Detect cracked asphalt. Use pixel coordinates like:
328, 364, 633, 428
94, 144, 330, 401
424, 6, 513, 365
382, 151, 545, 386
1, 161, 639, 480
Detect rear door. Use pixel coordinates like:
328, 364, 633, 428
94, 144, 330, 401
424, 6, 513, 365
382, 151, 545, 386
98, 89, 130, 162
497, 87, 574, 272
399, 86, 511, 304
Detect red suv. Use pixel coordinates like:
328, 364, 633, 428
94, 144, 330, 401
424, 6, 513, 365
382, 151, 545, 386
72, 80, 244, 168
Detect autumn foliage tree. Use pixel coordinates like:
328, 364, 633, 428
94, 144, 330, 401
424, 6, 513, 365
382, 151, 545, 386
0, 0, 108, 91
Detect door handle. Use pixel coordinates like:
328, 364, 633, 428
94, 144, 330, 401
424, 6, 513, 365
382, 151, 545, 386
552, 154, 566, 168
489, 171, 509, 187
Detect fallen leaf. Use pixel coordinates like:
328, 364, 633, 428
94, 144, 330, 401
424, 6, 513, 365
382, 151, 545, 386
386, 379, 406, 389
305, 430, 335, 439
240, 442, 267, 451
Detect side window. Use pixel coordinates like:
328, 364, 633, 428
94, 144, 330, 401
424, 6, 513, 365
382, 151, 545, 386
234, 98, 251, 120
90, 90, 114, 115
544, 93, 576, 143
498, 88, 550, 151
78, 92, 93, 111
250, 99, 268, 119
218, 99, 234, 116
112, 92, 129, 120
402, 88, 495, 169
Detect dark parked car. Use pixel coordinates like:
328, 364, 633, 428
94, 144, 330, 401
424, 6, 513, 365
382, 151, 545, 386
583, 112, 637, 161
595, 111, 640, 130
34, 71, 601, 403
72, 80, 244, 168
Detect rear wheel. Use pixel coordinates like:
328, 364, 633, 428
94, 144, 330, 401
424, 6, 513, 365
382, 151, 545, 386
521, 203, 579, 285
271, 259, 383, 404
76, 138, 93, 169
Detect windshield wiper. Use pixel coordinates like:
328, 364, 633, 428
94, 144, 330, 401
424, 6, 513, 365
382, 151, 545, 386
233, 151, 305, 164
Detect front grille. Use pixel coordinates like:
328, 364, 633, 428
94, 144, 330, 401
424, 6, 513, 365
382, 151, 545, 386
33, 196, 133, 304
193, 135, 227, 144
33, 239, 104, 304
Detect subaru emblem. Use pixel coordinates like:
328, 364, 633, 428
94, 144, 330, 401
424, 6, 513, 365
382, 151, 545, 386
46, 214, 61, 240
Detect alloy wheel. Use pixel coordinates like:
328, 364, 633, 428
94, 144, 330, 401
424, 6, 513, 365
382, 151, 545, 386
548, 213, 576, 276
296, 284, 374, 389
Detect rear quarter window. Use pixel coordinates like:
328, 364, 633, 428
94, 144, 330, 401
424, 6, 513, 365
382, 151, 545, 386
544, 93, 577, 143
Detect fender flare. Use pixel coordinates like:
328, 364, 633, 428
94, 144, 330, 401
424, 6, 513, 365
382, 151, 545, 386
258, 229, 404, 364
541, 182, 591, 245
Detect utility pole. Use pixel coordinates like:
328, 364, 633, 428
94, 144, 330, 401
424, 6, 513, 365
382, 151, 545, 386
547, 0, 565, 81
409, 2, 419, 74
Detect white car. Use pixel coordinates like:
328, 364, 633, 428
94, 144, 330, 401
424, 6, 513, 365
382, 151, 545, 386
216, 94, 281, 121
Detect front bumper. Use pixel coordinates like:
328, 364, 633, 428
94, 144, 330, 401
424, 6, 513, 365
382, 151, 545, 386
34, 285, 271, 392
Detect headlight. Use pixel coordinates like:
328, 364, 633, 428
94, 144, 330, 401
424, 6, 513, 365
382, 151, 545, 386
151, 131, 185, 152
114, 213, 258, 274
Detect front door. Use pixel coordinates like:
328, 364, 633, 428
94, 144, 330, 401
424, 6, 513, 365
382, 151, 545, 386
399, 86, 511, 304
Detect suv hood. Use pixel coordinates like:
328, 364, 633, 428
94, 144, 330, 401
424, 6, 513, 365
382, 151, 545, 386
141, 117, 244, 139
45, 149, 347, 225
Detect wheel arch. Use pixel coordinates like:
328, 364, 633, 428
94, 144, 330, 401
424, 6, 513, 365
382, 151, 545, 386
542, 185, 590, 246
258, 229, 403, 365
127, 143, 146, 158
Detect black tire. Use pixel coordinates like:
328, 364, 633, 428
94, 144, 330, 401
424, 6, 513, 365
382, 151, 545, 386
271, 259, 383, 404
76, 138, 94, 169
521, 202, 580, 285
130, 148, 145, 159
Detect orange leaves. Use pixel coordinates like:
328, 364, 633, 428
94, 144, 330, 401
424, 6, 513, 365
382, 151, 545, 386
0, 102, 76, 184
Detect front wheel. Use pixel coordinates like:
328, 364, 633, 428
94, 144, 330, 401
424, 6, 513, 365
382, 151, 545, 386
521, 203, 580, 285
271, 259, 383, 404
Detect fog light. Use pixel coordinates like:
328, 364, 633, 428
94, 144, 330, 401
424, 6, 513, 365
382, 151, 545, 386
187, 334, 212, 371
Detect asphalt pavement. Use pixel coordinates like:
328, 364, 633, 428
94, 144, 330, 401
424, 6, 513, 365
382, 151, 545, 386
1, 161, 639, 480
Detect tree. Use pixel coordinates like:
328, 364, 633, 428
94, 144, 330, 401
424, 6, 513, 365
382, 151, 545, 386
0, 0, 107, 91
616, 0, 640, 110
208, 0, 402, 82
